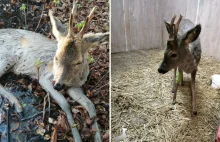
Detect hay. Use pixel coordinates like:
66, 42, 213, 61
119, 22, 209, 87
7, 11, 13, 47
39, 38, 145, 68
111, 49, 220, 142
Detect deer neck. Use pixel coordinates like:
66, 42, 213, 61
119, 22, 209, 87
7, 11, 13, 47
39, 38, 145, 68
178, 46, 197, 73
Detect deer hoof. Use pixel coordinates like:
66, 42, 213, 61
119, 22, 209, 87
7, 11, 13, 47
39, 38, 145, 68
193, 111, 197, 115
171, 89, 174, 93
172, 101, 176, 105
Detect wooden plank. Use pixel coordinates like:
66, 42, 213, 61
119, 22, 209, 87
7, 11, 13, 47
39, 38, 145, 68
185, 0, 199, 23
149, 0, 163, 48
111, 0, 126, 53
128, 0, 163, 51
198, 0, 220, 60
124, 0, 132, 51
128, 0, 142, 50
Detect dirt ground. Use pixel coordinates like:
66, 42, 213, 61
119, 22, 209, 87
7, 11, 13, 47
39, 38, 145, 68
111, 49, 220, 142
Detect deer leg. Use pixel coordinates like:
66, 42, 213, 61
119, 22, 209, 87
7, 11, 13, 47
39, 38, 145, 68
172, 82, 179, 104
0, 85, 23, 113
67, 87, 102, 142
172, 68, 179, 104
191, 71, 197, 115
0, 61, 22, 113
172, 68, 177, 93
39, 76, 82, 142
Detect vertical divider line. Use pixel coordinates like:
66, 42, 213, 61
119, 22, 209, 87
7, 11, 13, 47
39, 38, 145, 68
109, 0, 111, 141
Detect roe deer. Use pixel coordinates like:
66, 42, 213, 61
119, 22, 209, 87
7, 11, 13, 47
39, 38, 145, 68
0, 1, 108, 141
158, 15, 201, 115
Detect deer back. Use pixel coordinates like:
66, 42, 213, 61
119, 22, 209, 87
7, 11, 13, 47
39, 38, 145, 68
0, 29, 57, 78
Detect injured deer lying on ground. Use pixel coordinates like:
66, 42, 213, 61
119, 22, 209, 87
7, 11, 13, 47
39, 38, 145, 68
0, 1, 108, 141
158, 15, 201, 115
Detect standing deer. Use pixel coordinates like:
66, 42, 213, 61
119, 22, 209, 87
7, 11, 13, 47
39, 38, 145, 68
0, 1, 108, 141
158, 15, 201, 115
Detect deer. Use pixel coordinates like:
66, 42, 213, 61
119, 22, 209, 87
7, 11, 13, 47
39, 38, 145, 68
158, 15, 201, 115
0, 1, 108, 141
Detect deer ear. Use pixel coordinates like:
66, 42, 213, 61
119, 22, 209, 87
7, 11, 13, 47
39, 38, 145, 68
183, 24, 201, 44
82, 32, 109, 53
49, 10, 67, 41
164, 20, 172, 34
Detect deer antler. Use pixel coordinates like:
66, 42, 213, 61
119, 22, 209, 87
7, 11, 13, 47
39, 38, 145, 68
68, 0, 78, 37
78, 7, 96, 38
168, 15, 176, 38
174, 14, 183, 37
170, 15, 176, 25
168, 14, 182, 39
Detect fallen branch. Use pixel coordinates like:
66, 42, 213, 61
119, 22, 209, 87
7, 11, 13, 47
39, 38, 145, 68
43, 94, 48, 121
89, 71, 109, 90
5, 104, 10, 142
20, 108, 52, 122
0, 84, 22, 113
35, 5, 45, 32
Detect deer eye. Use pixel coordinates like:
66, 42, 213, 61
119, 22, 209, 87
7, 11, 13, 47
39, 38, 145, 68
75, 62, 82, 65
55, 57, 59, 63
171, 54, 177, 58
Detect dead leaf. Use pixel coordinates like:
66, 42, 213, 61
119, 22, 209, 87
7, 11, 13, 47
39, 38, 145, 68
0, 112, 5, 124
48, 117, 54, 124
36, 127, 46, 136
11, 122, 20, 132
44, 134, 50, 140
54, 114, 70, 132
81, 128, 96, 139
50, 127, 57, 142
102, 130, 109, 140
72, 108, 80, 114
67, 137, 75, 142
13, 130, 24, 134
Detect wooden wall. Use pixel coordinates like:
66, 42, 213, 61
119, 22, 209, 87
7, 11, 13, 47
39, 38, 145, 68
111, 0, 220, 60
111, 0, 163, 52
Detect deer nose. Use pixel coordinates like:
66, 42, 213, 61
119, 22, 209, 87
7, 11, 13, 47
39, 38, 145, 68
53, 83, 65, 91
158, 68, 168, 74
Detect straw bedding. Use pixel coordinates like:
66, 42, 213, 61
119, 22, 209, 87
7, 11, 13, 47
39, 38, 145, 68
111, 49, 220, 142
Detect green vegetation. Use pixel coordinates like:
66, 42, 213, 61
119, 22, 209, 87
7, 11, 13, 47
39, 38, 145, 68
35, 58, 42, 69
88, 55, 95, 63
20, 4, 26, 11
53, 0, 60, 5
75, 21, 85, 29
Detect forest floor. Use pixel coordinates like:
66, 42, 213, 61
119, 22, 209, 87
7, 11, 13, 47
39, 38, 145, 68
0, 0, 109, 141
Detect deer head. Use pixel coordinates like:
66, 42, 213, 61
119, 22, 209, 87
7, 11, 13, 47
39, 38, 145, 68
158, 15, 201, 74
49, 0, 107, 90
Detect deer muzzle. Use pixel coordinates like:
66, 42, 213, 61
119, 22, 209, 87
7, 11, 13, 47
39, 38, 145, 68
158, 67, 168, 74
53, 81, 65, 91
